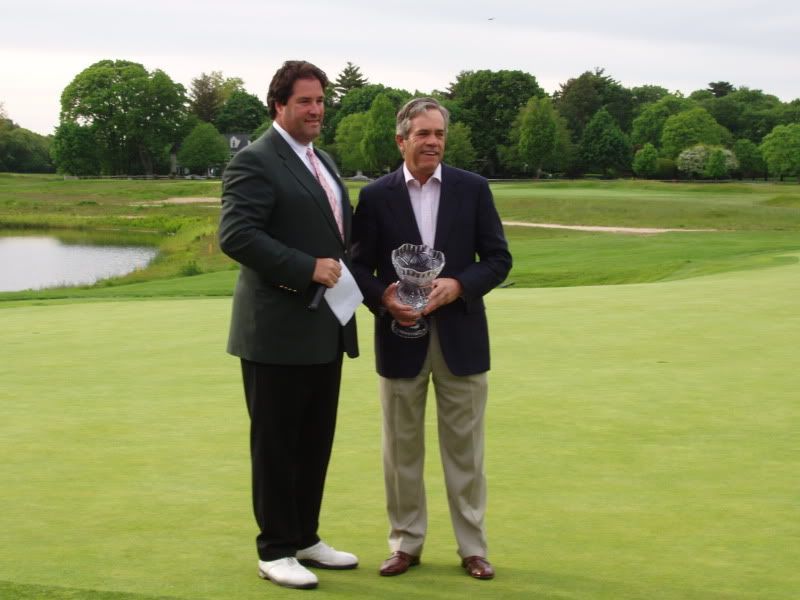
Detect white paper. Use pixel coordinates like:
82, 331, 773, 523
324, 260, 364, 326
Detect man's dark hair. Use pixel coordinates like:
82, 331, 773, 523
267, 60, 329, 118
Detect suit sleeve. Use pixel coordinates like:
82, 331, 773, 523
218, 147, 316, 291
455, 179, 512, 301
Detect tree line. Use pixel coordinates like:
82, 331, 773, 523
2, 61, 799, 180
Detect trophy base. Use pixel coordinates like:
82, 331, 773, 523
391, 318, 429, 339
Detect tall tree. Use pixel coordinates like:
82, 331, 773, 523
759, 123, 800, 181
189, 72, 224, 123
660, 108, 730, 158
517, 96, 558, 178
443, 122, 477, 171
214, 90, 268, 133
360, 93, 397, 174
630, 85, 670, 117
579, 108, 632, 175
57, 59, 187, 175
0, 116, 54, 173
553, 68, 634, 141
707, 81, 735, 98
334, 112, 368, 174
447, 69, 543, 175
323, 84, 410, 145
333, 62, 368, 103
630, 94, 694, 148
732, 138, 765, 179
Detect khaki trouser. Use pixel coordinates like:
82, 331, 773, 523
379, 322, 489, 559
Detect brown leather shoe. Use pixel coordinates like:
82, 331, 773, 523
379, 551, 420, 576
461, 555, 495, 579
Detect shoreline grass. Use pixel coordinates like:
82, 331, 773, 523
2, 175, 800, 301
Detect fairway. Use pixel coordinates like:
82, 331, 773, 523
2, 254, 798, 599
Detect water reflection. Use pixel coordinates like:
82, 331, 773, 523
0, 235, 158, 292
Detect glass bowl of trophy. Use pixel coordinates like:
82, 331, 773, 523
390, 243, 446, 338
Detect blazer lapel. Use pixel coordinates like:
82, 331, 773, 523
268, 129, 344, 245
386, 168, 423, 245
433, 164, 458, 250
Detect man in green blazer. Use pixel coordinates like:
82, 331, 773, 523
219, 60, 359, 591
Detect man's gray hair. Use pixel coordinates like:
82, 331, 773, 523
395, 97, 450, 138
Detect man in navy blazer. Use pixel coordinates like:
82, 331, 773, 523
351, 97, 511, 580
219, 60, 359, 590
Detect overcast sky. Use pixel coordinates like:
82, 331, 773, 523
3, 0, 798, 135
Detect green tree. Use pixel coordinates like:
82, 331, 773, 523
333, 62, 368, 103
759, 123, 800, 181
660, 108, 730, 158
732, 138, 765, 179
704, 147, 731, 179
553, 68, 634, 141
360, 94, 398, 174
251, 117, 273, 140
215, 90, 268, 133
631, 85, 670, 116
579, 108, 632, 175
696, 87, 784, 143
58, 59, 187, 175
189, 72, 224, 123
334, 112, 368, 174
707, 81, 735, 98
177, 122, 229, 175
443, 122, 477, 170
51, 121, 101, 175
447, 69, 544, 175
0, 116, 54, 173
632, 143, 659, 178
517, 97, 557, 177
323, 84, 410, 145
630, 94, 694, 148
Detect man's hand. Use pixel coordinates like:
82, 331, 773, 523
422, 278, 462, 315
312, 258, 341, 288
382, 282, 421, 326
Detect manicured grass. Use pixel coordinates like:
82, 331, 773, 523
491, 179, 800, 231
2, 255, 798, 599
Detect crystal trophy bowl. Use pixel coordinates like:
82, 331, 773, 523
390, 243, 445, 338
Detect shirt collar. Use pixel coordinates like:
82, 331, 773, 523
403, 162, 442, 186
273, 121, 313, 155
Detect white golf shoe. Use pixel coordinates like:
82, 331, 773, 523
296, 540, 359, 569
258, 557, 318, 589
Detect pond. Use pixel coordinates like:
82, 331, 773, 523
0, 232, 159, 292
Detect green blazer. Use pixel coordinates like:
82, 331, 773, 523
219, 127, 358, 365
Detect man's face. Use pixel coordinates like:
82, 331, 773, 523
274, 77, 325, 144
397, 109, 446, 182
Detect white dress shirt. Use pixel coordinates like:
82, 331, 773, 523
403, 163, 442, 249
273, 121, 343, 207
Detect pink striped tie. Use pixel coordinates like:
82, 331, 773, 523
307, 147, 343, 239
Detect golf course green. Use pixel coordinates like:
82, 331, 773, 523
1, 176, 798, 599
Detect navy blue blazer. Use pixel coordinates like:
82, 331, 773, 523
351, 164, 511, 378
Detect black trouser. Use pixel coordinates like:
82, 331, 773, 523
241, 356, 343, 561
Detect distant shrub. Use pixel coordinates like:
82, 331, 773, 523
180, 261, 202, 277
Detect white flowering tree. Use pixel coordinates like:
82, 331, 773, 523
677, 144, 738, 179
